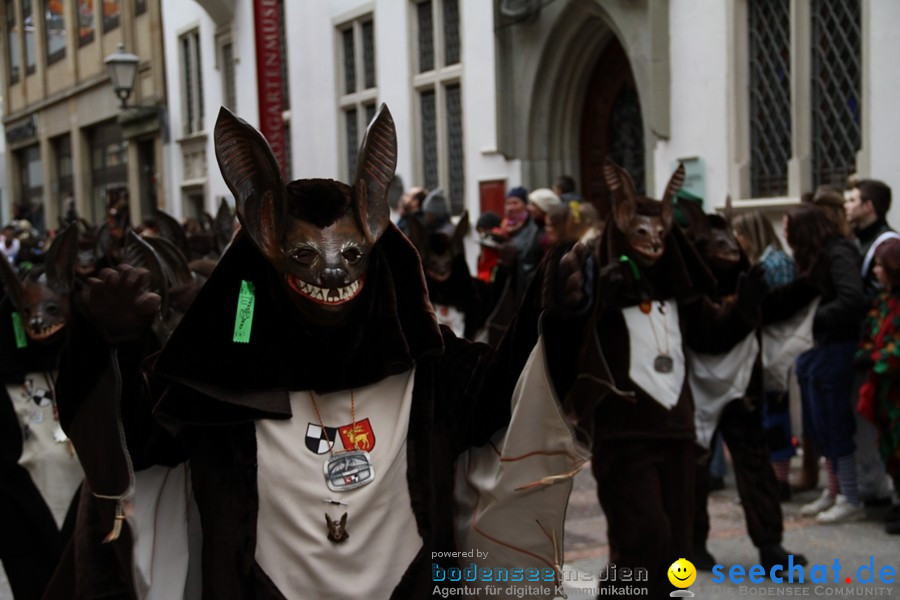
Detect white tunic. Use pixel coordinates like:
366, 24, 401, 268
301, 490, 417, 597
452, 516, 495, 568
7, 371, 84, 527
254, 369, 423, 599
621, 300, 686, 410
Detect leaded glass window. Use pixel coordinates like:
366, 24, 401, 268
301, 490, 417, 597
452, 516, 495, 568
346, 108, 359, 174
446, 84, 464, 214
362, 20, 375, 89
342, 28, 356, 94
416, 1, 433, 73
336, 15, 377, 179
811, 0, 861, 188
443, 0, 459, 66
749, 0, 791, 197
412, 0, 465, 214
420, 90, 438, 190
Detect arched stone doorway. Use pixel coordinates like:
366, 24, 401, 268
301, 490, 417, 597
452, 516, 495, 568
579, 38, 645, 215
502, 1, 669, 207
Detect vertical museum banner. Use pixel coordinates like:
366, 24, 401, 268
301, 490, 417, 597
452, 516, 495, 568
254, 0, 286, 175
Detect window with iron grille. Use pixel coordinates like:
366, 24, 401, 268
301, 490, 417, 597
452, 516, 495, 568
413, 0, 464, 214
5, 0, 20, 83
748, 0, 791, 197
337, 14, 377, 180
180, 29, 204, 135
811, 0, 861, 188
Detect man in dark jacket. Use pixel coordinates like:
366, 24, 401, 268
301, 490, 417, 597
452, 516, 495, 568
846, 179, 898, 302
845, 179, 898, 505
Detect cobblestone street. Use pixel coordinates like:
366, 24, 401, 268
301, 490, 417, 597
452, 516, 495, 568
561, 460, 900, 598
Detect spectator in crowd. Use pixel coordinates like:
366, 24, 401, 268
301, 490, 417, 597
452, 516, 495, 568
856, 238, 900, 534
812, 185, 853, 239
396, 186, 427, 237
846, 179, 898, 302
786, 205, 869, 523
475, 211, 503, 283
528, 188, 562, 251
733, 210, 798, 499
1, 225, 20, 264
527, 188, 562, 227
844, 179, 897, 505
500, 186, 544, 303
553, 174, 584, 203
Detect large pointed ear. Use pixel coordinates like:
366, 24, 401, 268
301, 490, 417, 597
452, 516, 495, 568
603, 158, 637, 233
214, 198, 236, 254
125, 231, 169, 317
0, 250, 24, 312
451, 210, 470, 253
152, 209, 190, 257
45, 224, 79, 295
214, 107, 286, 263
353, 104, 397, 244
145, 236, 194, 286
406, 213, 429, 255
723, 193, 734, 226
660, 163, 685, 233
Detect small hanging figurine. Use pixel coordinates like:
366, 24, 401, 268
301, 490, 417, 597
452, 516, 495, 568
325, 512, 349, 544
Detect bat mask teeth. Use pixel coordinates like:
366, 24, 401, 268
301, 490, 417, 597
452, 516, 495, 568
26, 321, 66, 341
425, 268, 451, 282
287, 275, 365, 306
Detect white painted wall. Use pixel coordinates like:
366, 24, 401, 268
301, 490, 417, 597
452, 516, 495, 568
865, 0, 900, 228
285, 1, 517, 217
161, 0, 258, 217
156, 0, 900, 235
653, 0, 730, 208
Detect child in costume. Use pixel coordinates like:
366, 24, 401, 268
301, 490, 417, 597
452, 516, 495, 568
856, 237, 900, 534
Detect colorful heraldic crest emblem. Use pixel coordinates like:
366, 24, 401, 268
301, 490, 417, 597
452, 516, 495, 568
338, 418, 375, 452
305, 424, 338, 454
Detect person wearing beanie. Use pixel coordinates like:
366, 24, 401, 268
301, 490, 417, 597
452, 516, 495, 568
527, 188, 562, 227
501, 186, 543, 303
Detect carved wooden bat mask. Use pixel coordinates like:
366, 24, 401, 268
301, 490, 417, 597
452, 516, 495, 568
407, 211, 470, 283
215, 105, 396, 316
0, 224, 78, 343
603, 159, 684, 267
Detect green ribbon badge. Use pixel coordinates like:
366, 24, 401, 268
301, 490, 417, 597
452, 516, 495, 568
233, 280, 256, 343
618, 255, 641, 280
12, 312, 28, 349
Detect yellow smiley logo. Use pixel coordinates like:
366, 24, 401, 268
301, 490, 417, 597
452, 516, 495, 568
668, 558, 696, 588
